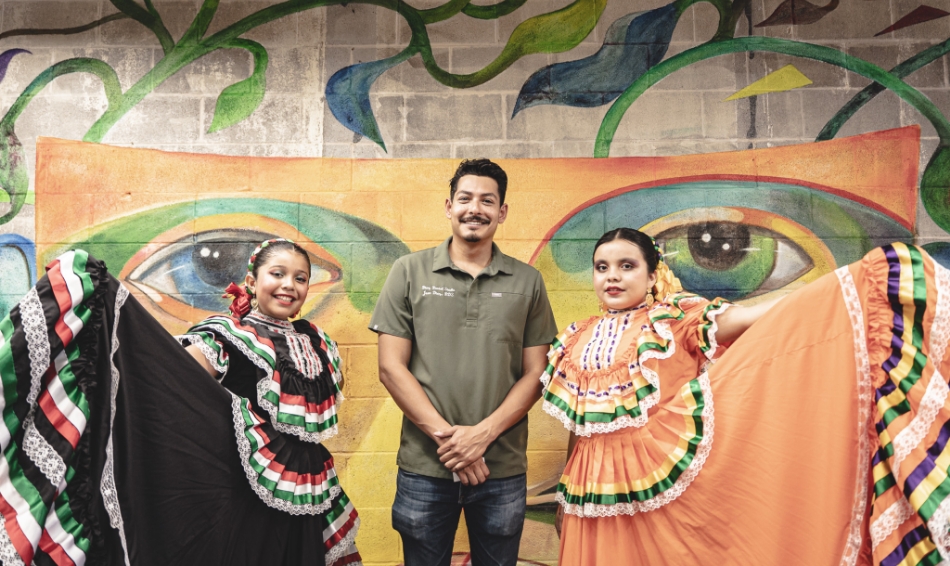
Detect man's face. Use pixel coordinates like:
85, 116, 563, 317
445, 175, 508, 243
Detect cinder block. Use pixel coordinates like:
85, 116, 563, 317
343, 452, 399, 509
611, 90, 704, 141
802, 87, 901, 139
390, 143, 452, 158
326, 3, 382, 46
405, 94, 503, 141
451, 48, 548, 93
788, 1, 892, 41
322, 398, 387, 453
375, 51, 450, 94
526, 403, 569, 451
658, 46, 740, 92
899, 42, 947, 89
736, 90, 805, 140
2, 1, 98, 47
153, 48, 250, 95
702, 92, 738, 139
351, 506, 401, 564
201, 93, 307, 144
427, 11, 496, 46
205, 1, 300, 47
98, 1, 198, 47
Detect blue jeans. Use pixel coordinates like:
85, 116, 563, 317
392, 469, 527, 566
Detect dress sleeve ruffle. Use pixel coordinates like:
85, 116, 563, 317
182, 316, 343, 444
177, 329, 230, 377
662, 292, 733, 362
541, 317, 662, 437
541, 294, 732, 438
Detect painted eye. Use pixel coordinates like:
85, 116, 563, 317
656, 221, 812, 301
127, 229, 340, 313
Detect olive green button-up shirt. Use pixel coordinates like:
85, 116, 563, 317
369, 237, 558, 479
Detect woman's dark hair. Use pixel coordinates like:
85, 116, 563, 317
593, 228, 660, 274
449, 158, 508, 204
250, 240, 311, 277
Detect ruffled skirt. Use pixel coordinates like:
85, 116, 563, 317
560, 244, 950, 566
0, 252, 360, 565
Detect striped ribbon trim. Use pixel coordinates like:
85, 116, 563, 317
555, 373, 714, 517
187, 317, 342, 443
0, 250, 99, 566
873, 244, 950, 566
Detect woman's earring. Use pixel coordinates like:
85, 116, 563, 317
250, 297, 259, 311
598, 301, 606, 313
645, 292, 655, 307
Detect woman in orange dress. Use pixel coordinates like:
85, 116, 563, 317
545, 228, 950, 565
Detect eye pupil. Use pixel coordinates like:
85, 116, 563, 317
687, 222, 750, 272
191, 241, 253, 288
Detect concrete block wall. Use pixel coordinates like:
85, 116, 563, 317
2, 1, 950, 564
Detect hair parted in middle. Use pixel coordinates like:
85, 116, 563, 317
592, 228, 661, 274
448, 158, 509, 204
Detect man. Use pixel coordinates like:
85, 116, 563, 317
369, 158, 558, 566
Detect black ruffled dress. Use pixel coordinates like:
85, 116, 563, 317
0, 251, 360, 566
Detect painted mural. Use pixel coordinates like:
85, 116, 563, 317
1, 0, 950, 563
30, 129, 917, 563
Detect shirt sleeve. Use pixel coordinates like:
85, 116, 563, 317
671, 294, 733, 362
368, 258, 415, 339
522, 271, 559, 348
176, 316, 235, 377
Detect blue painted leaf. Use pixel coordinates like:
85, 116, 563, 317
513, 3, 678, 117
209, 40, 268, 134
326, 49, 414, 151
0, 49, 29, 84
0, 128, 29, 225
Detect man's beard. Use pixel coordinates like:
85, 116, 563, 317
463, 233, 482, 242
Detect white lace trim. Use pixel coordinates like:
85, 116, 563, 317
20, 288, 51, 406
177, 334, 228, 380
23, 409, 67, 489
541, 399, 648, 437
229, 393, 342, 515
100, 284, 131, 566
927, 494, 950, 561
835, 266, 872, 564
326, 516, 361, 566
207, 323, 340, 444
891, 366, 948, 475
695, 299, 732, 361
931, 264, 950, 365
558, 372, 714, 517
0, 506, 24, 566
887, 262, 950, 476
871, 499, 915, 550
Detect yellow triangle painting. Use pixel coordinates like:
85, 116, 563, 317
724, 65, 813, 101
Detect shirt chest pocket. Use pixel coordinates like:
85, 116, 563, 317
482, 292, 530, 344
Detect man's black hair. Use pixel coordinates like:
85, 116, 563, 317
448, 159, 508, 204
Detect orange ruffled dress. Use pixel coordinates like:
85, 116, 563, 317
544, 243, 950, 566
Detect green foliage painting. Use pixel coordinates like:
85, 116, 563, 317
1, 0, 950, 239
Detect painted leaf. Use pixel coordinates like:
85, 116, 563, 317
0, 128, 29, 225
326, 50, 414, 150
875, 5, 950, 36
513, 4, 678, 116
756, 0, 840, 27
208, 41, 268, 134
505, 0, 607, 56
0, 49, 29, 84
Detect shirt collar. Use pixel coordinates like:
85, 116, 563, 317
432, 236, 513, 276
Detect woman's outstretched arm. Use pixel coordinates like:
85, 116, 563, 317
185, 344, 221, 378
714, 295, 785, 344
